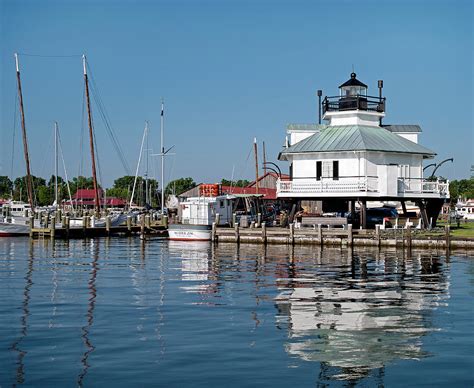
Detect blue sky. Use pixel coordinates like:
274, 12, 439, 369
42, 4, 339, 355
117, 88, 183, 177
1, 0, 472, 188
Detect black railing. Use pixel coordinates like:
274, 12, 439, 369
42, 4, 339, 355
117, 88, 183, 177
322, 95, 386, 114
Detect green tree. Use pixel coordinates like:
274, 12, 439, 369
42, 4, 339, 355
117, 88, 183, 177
68, 176, 96, 196
221, 178, 250, 187
0, 176, 13, 198
165, 177, 196, 196
450, 178, 474, 203
13, 175, 47, 203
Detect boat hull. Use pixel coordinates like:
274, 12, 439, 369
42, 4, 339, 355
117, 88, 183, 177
0, 222, 29, 236
168, 224, 212, 241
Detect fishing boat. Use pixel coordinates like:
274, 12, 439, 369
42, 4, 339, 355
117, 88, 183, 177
168, 184, 234, 241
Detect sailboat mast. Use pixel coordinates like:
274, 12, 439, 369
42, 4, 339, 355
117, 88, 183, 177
14, 53, 34, 212
145, 121, 149, 207
254, 137, 259, 194
160, 99, 165, 212
82, 55, 101, 216
54, 121, 59, 205
263, 141, 267, 176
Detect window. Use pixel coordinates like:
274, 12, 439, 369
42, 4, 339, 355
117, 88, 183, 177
398, 165, 409, 178
316, 161, 322, 180
317, 160, 339, 180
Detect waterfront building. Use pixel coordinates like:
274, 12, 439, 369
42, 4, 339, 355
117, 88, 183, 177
277, 73, 449, 227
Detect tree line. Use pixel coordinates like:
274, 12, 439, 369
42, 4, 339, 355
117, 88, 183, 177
0, 175, 253, 207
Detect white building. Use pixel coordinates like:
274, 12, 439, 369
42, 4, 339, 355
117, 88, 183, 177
277, 73, 449, 227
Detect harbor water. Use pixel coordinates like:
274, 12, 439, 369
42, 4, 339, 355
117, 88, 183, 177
1, 237, 473, 387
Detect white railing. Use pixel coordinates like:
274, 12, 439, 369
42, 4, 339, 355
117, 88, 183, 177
277, 177, 378, 195
398, 178, 450, 197
277, 177, 450, 197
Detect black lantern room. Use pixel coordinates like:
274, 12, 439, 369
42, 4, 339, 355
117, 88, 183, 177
339, 72, 367, 97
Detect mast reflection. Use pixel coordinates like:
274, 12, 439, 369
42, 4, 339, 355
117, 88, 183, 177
10, 240, 35, 385
77, 239, 100, 386
275, 248, 450, 384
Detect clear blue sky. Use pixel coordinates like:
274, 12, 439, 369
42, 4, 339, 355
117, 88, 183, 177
1, 0, 472, 188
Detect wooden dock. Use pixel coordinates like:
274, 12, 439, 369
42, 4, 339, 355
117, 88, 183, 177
212, 224, 474, 249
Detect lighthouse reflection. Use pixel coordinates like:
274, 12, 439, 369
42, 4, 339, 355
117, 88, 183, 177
274, 248, 450, 382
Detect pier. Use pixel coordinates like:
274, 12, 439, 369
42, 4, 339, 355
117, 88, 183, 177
212, 223, 474, 250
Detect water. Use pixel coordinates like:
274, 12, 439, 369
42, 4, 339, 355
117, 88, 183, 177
1, 237, 473, 387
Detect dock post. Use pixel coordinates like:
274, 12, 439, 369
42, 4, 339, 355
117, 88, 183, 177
163, 215, 168, 228
375, 224, 381, 247
82, 216, 87, 235
106, 215, 111, 234
29, 215, 34, 238
43, 215, 49, 229
445, 225, 450, 249
257, 213, 261, 228
127, 216, 132, 233
289, 223, 295, 245
406, 225, 412, 250
348, 224, 353, 246
62, 216, 66, 229
50, 218, 56, 239
318, 224, 323, 245
65, 216, 70, 238
145, 215, 151, 229
262, 223, 266, 244
215, 213, 220, 226
234, 223, 240, 244
140, 214, 145, 234
211, 222, 216, 242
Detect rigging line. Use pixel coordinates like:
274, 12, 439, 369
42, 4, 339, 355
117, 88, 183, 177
16, 53, 83, 58
10, 94, 18, 181
79, 86, 86, 178
57, 130, 74, 211
85, 60, 131, 175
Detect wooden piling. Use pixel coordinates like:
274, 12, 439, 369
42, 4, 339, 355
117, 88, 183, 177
406, 225, 412, 250
106, 215, 111, 234
261, 223, 267, 244
145, 215, 151, 229
445, 225, 450, 249
29, 216, 34, 237
65, 216, 70, 238
234, 223, 240, 243
50, 218, 56, 239
127, 216, 132, 233
289, 223, 295, 245
140, 214, 145, 234
348, 224, 353, 246
318, 224, 323, 245
375, 224, 381, 247
257, 213, 261, 228
211, 222, 216, 242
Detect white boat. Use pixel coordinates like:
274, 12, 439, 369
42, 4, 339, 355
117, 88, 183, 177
0, 202, 34, 236
168, 190, 234, 241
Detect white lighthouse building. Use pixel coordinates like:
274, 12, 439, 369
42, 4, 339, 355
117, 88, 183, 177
277, 73, 449, 227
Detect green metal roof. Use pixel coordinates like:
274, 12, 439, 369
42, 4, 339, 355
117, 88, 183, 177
279, 125, 436, 158
382, 124, 422, 133
286, 123, 327, 131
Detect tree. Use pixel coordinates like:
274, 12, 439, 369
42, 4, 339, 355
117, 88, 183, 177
221, 178, 251, 187
450, 178, 474, 203
0, 176, 13, 198
165, 177, 196, 196
13, 175, 46, 203
68, 176, 96, 196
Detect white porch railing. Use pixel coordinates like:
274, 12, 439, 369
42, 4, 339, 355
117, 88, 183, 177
398, 178, 450, 197
277, 177, 450, 198
277, 177, 378, 195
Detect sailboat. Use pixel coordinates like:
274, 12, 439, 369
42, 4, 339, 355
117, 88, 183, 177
0, 54, 37, 236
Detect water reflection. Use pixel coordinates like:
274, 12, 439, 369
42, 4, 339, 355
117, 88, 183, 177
77, 239, 100, 386
10, 241, 35, 384
274, 248, 450, 383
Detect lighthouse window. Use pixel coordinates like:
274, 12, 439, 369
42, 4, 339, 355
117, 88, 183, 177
317, 160, 339, 180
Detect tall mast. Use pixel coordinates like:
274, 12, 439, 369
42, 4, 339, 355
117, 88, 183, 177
145, 121, 149, 207
262, 141, 267, 176
83, 55, 101, 216
14, 53, 34, 211
160, 98, 165, 211
54, 121, 59, 205
254, 137, 259, 194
